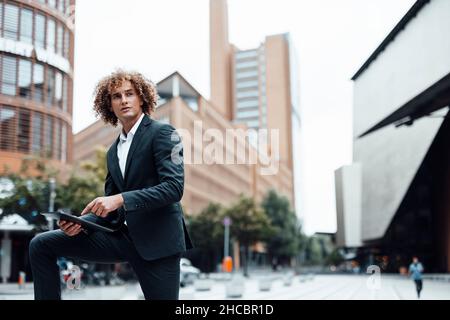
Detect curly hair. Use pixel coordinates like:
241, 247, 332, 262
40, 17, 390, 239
93, 69, 158, 126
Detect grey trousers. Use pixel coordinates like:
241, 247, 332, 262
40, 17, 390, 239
29, 225, 180, 300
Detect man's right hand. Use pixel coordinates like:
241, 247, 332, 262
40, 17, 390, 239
58, 220, 82, 237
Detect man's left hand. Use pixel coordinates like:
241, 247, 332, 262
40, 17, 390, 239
81, 194, 124, 218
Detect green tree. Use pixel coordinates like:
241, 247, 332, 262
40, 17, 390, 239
0, 156, 57, 229
261, 189, 300, 267
224, 195, 274, 277
56, 147, 107, 213
186, 203, 224, 273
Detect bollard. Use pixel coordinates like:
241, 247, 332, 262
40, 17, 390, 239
18, 271, 26, 289
222, 256, 233, 273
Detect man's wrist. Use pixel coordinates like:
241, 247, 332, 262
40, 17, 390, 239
115, 194, 124, 207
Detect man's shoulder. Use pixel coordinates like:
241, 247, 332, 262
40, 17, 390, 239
150, 119, 178, 137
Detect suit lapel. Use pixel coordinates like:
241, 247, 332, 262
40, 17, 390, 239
108, 137, 125, 190
123, 115, 152, 185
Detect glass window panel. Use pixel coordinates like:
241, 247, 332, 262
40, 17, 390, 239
54, 119, 61, 160
20, 8, 33, 44
61, 122, 67, 162
48, 0, 56, 8
33, 63, 44, 103
2, 56, 17, 96
62, 76, 68, 112
4, 4, 19, 40
58, 0, 64, 13
47, 19, 55, 52
18, 109, 31, 152
55, 71, 62, 108
56, 23, 63, 55
0, 107, 17, 151
35, 14, 45, 49
0, 5, 3, 35
65, 0, 70, 15
44, 116, 53, 158
46, 68, 55, 106
32, 112, 43, 154
19, 59, 32, 99
64, 29, 70, 58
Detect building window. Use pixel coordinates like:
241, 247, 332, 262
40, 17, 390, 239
54, 118, 61, 159
55, 71, 62, 108
58, 0, 64, 13
33, 63, 45, 103
4, 4, 19, 40
47, 18, 56, 52
56, 23, 63, 55
235, 60, 258, 70
35, 14, 46, 49
32, 112, 43, 154
2, 56, 17, 96
182, 96, 198, 112
62, 76, 68, 112
61, 122, 67, 162
44, 116, 53, 158
236, 90, 259, 99
237, 109, 259, 119
18, 59, 32, 99
237, 99, 259, 109
48, 0, 57, 9
236, 79, 259, 90
64, 29, 70, 58
17, 109, 30, 152
0, 106, 16, 151
46, 67, 55, 106
0, 4, 3, 37
20, 8, 33, 44
65, 0, 70, 14
235, 50, 258, 60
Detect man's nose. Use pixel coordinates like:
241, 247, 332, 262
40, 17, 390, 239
121, 94, 128, 104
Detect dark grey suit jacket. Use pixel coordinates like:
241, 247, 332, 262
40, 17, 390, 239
88, 115, 193, 261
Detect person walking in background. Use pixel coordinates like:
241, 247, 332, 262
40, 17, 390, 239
409, 256, 424, 298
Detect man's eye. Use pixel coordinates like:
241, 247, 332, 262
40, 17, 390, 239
126, 92, 133, 96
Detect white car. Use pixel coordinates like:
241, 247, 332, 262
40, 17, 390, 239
180, 258, 200, 287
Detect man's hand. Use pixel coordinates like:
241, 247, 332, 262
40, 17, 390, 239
80, 194, 124, 218
58, 220, 83, 237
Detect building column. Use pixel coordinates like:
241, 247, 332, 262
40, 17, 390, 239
1, 232, 12, 283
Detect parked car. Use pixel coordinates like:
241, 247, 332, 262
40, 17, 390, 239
180, 258, 200, 287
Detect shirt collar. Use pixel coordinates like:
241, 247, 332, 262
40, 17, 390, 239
119, 113, 145, 142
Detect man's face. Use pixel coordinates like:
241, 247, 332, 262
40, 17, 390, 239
110, 80, 143, 123
413, 257, 419, 263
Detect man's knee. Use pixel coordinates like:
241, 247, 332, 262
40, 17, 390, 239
29, 232, 55, 259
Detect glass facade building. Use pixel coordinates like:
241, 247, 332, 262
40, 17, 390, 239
0, 0, 74, 168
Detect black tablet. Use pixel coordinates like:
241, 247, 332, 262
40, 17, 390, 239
41, 211, 119, 233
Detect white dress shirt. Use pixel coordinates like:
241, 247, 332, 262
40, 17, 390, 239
117, 113, 145, 179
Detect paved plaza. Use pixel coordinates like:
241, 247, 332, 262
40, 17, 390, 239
1, 273, 449, 300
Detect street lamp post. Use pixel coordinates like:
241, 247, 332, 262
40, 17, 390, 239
223, 217, 232, 273
48, 178, 56, 230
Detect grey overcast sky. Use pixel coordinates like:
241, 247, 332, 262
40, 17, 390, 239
73, 0, 416, 234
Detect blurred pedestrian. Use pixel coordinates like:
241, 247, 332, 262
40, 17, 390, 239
408, 256, 424, 298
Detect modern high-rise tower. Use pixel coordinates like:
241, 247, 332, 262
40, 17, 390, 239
209, 0, 300, 193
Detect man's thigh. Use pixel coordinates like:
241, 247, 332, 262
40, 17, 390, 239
32, 228, 137, 263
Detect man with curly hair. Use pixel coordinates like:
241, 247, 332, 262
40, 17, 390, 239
29, 70, 193, 300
